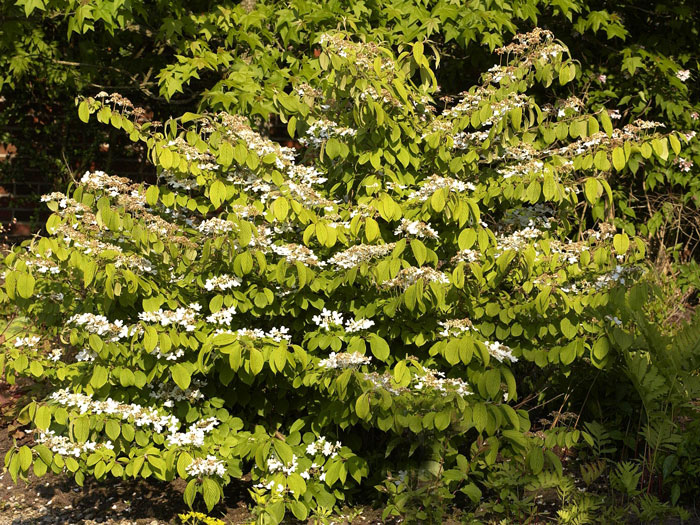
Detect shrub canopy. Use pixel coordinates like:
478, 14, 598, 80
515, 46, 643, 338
1, 28, 694, 521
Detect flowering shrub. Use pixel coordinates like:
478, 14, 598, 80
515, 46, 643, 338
1, 29, 692, 520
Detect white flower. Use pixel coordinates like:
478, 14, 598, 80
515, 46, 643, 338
75, 349, 97, 362
185, 455, 226, 477
204, 274, 241, 291
312, 309, 344, 331
140, 305, 199, 331
206, 306, 237, 325
676, 69, 691, 82
344, 318, 375, 333
484, 341, 517, 363
319, 352, 372, 369
394, 218, 439, 239
14, 336, 41, 348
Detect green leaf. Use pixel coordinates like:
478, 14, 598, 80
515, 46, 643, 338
612, 147, 626, 171
218, 141, 234, 166
145, 186, 160, 206
19, 446, 32, 471
560, 318, 577, 339
90, 365, 109, 389
78, 101, 90, 123
209, 180, 226, 208
273, 439, 294, 465
184, 479, 198, 507
599, 111, 613, 136
171, 363, 191, 390
584, 178, 602, 204
73, 417, 90, 442
34, 406, 51, 431
613, 233, 629, 254
202, 478, 220, 511
105, 420, 120, 441
272, 197, 289, 221
368, 334, 390, 361
287, 473, 307, 497
177, 452, 193, 479
410, 239, 427, 266
355, 393, 370, 419
669, 134, 681, 155
528, 447, 544, 474
592, 337, 611, 361
652, 138, 668, 160
249, 348, 264, 375
17, 273, 35, 299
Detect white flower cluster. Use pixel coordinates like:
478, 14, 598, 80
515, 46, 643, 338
312, 309, 344, 330
451, 249, 481, 264
594, 265, 634, 289
160, 171, 199, 191
74, 349, 97, 362
326, 243, 395, 269
676, 69, 691, 82
484, 341, 517, 363
502, 205, 554, 230
484, 64, 517, 85
437, 319, 473, 338
139, 303, 201, 331
394, 219, 439, 239
305, 436, 341, 458
345, 318, 375, 333
205, 305, 237, 325
37, 430, 112, 457
495, 227, 544, 253
363, 372, 404, 395
41, 192, 70, 207
14, 335, 41, 348
287, 164, 327, 185
24, 256, 60, 274
497, 159, 545, 180
407, 175, 476, 202
167, 418, 219, 447
47, 348, 63, 362
299, 119, 357, 148
269, 243, 324, 267
256, 435, 343, 493
220, 326, 292, 343
319, 352, 372, 369
605, 315, 623, 327
267, 454, 299, 476
166, 138, 219, 171
150, 345, 185, 361
674, 157, 694, 172
185, 455, 226, 477
254, 480, 287, 494
364, 368, 472, 398
149, 378, 206, 405
312, 310, 374, 333
414, 368, 472, 397
80, 171, 144, 203
67, 313, 141, 342
451, 130, 490, 149
204, 274, 241, 291
50, 389, 179, 434
383, 266, 450, 290
197, 218, 236, 235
